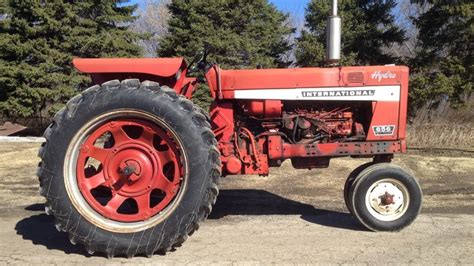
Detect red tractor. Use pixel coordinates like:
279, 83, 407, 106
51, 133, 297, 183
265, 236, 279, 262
37, 2, 422, 258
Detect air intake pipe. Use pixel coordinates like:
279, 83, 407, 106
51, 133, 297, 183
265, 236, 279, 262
326, 0, 341, 64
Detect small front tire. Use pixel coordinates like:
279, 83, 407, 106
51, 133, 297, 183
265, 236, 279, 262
343, 162, 374, 216
349, 163, 422, 231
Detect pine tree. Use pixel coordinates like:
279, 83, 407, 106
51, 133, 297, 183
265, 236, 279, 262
159, 0, 294, 69
295, 0, 405, 67
409, 0, 473, 108
159, 0, 294, 110
0, 0, 8, 15
0, 0, 143, 129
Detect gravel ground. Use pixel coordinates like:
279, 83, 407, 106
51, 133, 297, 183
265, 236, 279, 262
0, 142, 473, 264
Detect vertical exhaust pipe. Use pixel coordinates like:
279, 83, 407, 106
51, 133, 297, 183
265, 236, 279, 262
326, 0, 341, 64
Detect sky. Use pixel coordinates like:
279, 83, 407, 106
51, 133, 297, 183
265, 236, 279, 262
269, 0, 309, 26
267, 0, 309, 18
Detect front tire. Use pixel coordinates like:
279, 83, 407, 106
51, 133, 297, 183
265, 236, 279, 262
349, 163, 422, 231
37, 79, 221, 258
343, 162, 374, 216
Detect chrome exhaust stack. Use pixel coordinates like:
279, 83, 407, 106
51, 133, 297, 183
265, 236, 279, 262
326, 0, 341, 64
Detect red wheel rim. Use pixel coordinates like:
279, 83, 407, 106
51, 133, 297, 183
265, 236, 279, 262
76, 119, 183, 222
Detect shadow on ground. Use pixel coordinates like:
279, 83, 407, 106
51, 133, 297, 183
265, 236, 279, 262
15, 189, 364, 255
15, 204, 90, 256
210, 189, 365, 231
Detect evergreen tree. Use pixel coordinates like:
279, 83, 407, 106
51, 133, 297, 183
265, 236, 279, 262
159, 0, 294, 110
159, 0, 294, 69
0, 0, 8, 16
295, 0, 405, 67
0, 0, 143, 127
409, 0, 473, 108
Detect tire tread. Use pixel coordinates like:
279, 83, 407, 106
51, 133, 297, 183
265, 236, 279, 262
37, 79, 221, 258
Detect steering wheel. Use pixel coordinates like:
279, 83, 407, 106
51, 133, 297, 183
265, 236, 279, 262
188, 52, 205, 73
187, 44, 212, 73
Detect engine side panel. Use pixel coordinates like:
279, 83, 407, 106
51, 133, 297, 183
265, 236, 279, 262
207, 65, 409, 176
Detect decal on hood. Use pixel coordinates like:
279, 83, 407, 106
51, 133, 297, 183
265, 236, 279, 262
373, 125, 396, 136
371, 71, 396, 82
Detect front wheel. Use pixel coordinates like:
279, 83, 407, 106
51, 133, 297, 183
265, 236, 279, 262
343, 162, 374, 216
348, 163, 422, 231
37, 79, 221, 258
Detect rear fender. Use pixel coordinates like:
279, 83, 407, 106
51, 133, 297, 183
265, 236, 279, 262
73, 58, 198, 97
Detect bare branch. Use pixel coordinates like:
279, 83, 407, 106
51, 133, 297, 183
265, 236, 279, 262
131, 0, 171, 57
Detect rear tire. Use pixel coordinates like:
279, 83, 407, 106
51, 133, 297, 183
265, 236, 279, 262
349, 163, 422, 231
37, 79, 221, 258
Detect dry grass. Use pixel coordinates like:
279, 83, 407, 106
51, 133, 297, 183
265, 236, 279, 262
407, 124, 474, 151
407, 98, 474, 151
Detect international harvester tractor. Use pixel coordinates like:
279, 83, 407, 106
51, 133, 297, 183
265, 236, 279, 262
37, 1, 422, 258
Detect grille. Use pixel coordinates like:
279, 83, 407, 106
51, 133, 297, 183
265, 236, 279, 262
347, 72, 364, 83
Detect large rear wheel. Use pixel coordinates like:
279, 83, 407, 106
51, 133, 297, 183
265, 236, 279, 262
37, 79, 221, 258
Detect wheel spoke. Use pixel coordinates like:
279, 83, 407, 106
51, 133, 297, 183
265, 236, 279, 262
153, 173, 174, 194
81, 172, 106, 190
137, 127, 155, 146
110, 126, 130, 144
89, 146, 109, 162
134, 193, 151, 213
156, 150, 174, 165
106, 194, 127, 211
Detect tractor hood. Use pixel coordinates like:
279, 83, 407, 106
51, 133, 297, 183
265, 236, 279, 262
73, 58, 186, 77
206, 65, 409, 100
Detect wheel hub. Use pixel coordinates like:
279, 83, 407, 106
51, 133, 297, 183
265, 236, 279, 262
380, 191, 394, 205
365, 179, 409, 221
105, 144, 157, 196
120, 159, 141, 181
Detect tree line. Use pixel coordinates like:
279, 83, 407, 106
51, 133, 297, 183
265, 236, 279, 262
0, 0, 472, 130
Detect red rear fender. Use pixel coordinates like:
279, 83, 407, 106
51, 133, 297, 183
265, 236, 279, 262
73, 58, 190, 90
73, 58, 185, 77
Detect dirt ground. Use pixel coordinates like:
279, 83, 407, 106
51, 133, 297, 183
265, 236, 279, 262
0, 142, 473, 264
